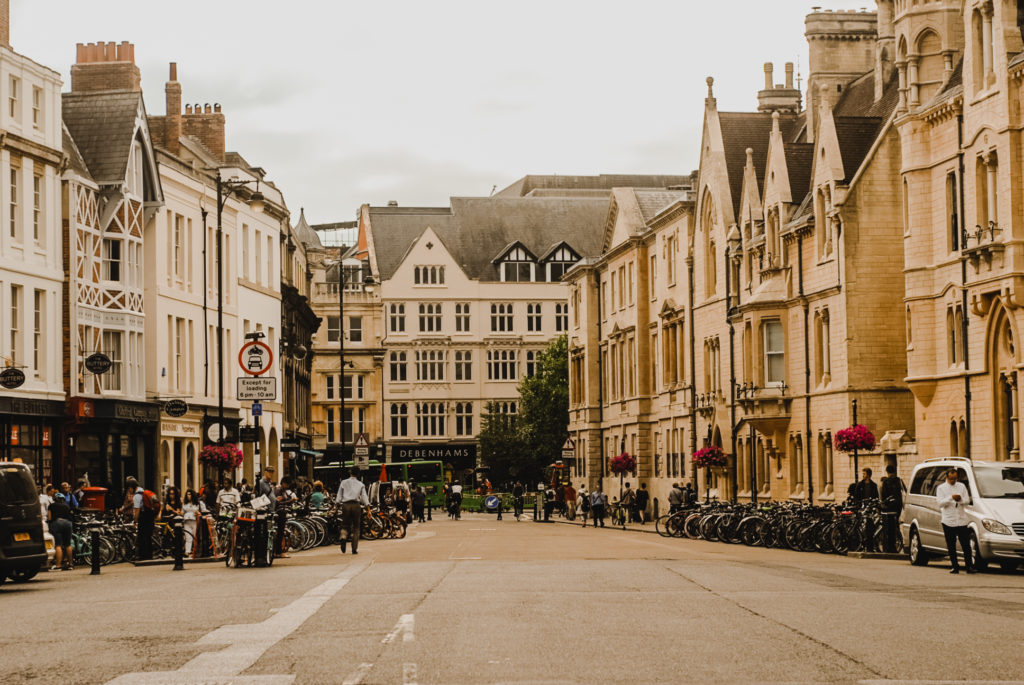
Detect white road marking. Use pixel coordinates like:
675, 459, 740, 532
403, 662, 418, 684
470, 527, 496, 531
382, 613, 415, 644
341, 662, 374, 685
107, 560, 371, 685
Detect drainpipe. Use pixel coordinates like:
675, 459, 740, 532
201, 206, 209, 398
687, 255, 699, 498
957, 114, 972, 460
595, 269, 605, 486
799, 235, 814, 504
726, 245, 738, 503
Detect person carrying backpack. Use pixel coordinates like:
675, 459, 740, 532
127, 476, 160, 560
880, 464, 906, 553
578, 484, 590, 526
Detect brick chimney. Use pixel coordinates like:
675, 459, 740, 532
71, 41, 141, 92
182, 100, 225, 161
756, 62, 802, 114
165, 62, 182, 155
0, 0, 10, 49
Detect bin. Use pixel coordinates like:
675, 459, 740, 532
81, 486, 108, 511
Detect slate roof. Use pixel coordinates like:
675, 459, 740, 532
367, 196, 611, 281
834, 116, 885, 183
718, 112, 802, 216
495, 174, 693, 198
833, 71, 899, 119
293, 208, 324, 250
62, 123, 92, 181
62, 90, 143, 186
783, 143, 814, 200
635, 189, 687, 222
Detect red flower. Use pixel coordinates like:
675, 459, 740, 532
834, 425, 875, 453
199, 443, 244, 469
692, 446, 728, 468
610, 452, 636, 475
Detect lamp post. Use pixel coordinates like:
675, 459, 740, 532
337, 257, 376, 462
211, 170, 265, 446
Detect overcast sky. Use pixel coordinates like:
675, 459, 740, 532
14, 1, 866, 225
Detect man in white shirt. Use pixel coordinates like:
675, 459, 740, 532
335, 468, 369, 554
216, 479, 240, 512
935, 468, 977, 574
39, 483, 54, 519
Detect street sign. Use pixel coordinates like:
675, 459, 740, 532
280, 440, 300, 452
239, 426, 259, 443
0, 367, 26, 389
251, 402, 262, 417
164, 399, 188, 417
84, 352, 112, 374
237, 376, 277, 401
353, 432, 370, 467
238, 340, 274, 376
207, 422, 226, 443
561, 437, 576, 461
484, 495, 500, 510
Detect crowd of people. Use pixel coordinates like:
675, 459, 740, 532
539, 480, 696, 526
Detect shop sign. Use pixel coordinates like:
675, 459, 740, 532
239, 426, 259, 443
114, 403, 159, 422
164, 399, 189, 417
10, 425, 18, 446
391, 443, 477, 463
42, 428, 50, 447
280, 440, 300, 452
84, 353, 113, 375
162, 422, 200, 438
0, 367, 25, 389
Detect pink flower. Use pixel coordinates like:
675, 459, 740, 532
692, 446, 728, 468
610, 452, 636, 475
834, 425, 875, 453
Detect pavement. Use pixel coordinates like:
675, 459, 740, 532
2, 513, 1023, 684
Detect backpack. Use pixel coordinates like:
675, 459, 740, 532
142, 489, 161, 512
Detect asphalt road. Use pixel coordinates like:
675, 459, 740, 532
2, 514, 1023, 685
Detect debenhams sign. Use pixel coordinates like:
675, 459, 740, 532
392, 444, 476, 462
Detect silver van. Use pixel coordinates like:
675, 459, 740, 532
900, 457, 1024, 571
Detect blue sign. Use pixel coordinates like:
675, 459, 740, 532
251, 402, 262, 416
484, 495, 500, 510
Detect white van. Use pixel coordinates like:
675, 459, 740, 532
900, 457, 1024, 571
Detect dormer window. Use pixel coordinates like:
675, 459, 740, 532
542, 244, 580, 282
501, 246, 534, 282
414, 265, 445, 285
127, 140, 144, 198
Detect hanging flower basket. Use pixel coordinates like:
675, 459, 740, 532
692, 445, 728, 469
199, 443, 244, 470
609, 452, 636, 475
834, 425, 875, 453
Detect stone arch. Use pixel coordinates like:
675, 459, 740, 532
160, 440, 171, 486
186, 442, 196, 491
915, 28, 944, 102
268, 426, 280, 475
987, 299, 1019, 460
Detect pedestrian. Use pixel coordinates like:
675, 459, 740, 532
48, 492, 74, 571
578, 484, 590, 526
564, 482, 577, 520
161, 486, 183, 521
410, 485, 426, 522
216, 479, 240, 513
667, 482, 682, 514
684, 482, 695, 507
879, 464, 905, 553
543, 483, 556, 522
309, 481, 326, 510
39, 483, 54, 520
936, 468, 976, 574
239, 478, 252, 496
635, 483, 650, 524
274, 476, 295, 557
395, 486, 409, 518
182, 489, 200, 556
512, 481, 526, 520
128, 477, 158, 561
72, 478, 87, 509
621, 483, 635, 523
256, 469, 275, 510
201, 479, 218, 514
59, 482, 79, 509
851, 468, 879, 506
590, 482, 606, 527
335, 467, 369, 554
450, 483, 463, 520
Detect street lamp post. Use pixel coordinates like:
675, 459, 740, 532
211, 170, 264, 446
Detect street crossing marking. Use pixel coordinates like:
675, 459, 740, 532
382, 613, 415, 644
341, 662, 374, 685
403, 662, 418, 685
106, 560, 371, 685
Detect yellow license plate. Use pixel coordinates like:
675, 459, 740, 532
13, 532, 30, 542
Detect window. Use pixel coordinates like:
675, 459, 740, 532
649, 254, 657, 295
341, 408, 364, 444
348, 316, 362, 343
976, 152, 998, 230
8, 75, 19, 120
389, 303, 406, 332
525, 350, 537, 377
527, 303, 542, 332
326, 408, 335, 443
763, 320, 785, 386
175, 317, 186, 390
455, 402, 473, 436
9, 165, 18, 239
101, 330, 123, 392
418, 303, 441, 332
174, 214, 185, 279
501, 246, 534, 282
342, 374, 365, 400
545, 245, 577, 281
487, 349, 518, 380
492, 401, 517, 415
9, 285, 20, 364
32, 174, 41, 242
32, 290, 43, 379
414, 265, 445, 285
947, 305, 964, 366
454, 350, 472, 381
253, 230, 262, 282
102, 239, 122, 282
455, 303, 470, 332
326, 375, 334, 400
946, 172, 959, 252
417, 402, 445, 436
906, 306, 913, 347
389, 351, 408, 382
490, 303, 513, 332
326, 316, 341, 343
665, 233, 677, 285
390, 403, 409, 437
415, 349, 446, 381
627, 261, 634, 304
241, 224, 250, 280
555, 303, 568, 332
31, 86, 41, 129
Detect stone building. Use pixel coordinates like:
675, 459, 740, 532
0, 1, 66, 484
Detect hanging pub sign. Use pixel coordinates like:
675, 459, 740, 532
164, 399, 189, 417
239, 426, 260, 443
84, 353, 113, 374
0, 367, 26, 389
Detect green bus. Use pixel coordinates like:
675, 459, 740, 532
313, 459, 446, 507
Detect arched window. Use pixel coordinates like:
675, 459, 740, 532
950, 421, 959, 456
701, 190, 717, 296
915, 29, 943, 102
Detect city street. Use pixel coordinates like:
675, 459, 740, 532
1, 515, 1023, 684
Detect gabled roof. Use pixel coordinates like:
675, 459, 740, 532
62, 123, 92, 181
62, 90, 146, 186
833, 71, 899, 119
367, 195, 610, 281
834, 117, 885, 183
718, 112, 802, 217
495, 174, 693, 198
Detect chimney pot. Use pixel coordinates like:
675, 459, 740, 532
785, 62, 794, 89
169, 62, 177, 81
387, 200, 399, 207
185, 104, 192, 114
204, 103, 211, 114
764, 63, 774, 90
214, 103, 221, 113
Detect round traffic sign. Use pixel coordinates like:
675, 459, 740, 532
238, 340, 274, 376
484, 495, 500, 510
0, 367, 25, 389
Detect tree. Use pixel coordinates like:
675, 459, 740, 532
477, 403, 527, 487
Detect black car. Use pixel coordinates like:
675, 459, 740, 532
0, 462, 47, 585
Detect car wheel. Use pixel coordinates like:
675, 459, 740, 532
9, 568, 38, 583
909, 528, 929, 566
969, 532, 989, 572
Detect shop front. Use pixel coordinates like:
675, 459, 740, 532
159, 413, 203, 492
391, 442, 478, 486
0, 397, 64, 486
66, 398, 159, 505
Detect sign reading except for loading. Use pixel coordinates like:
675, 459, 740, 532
0, 367, 26, 389
84, 352, 113, 375
164, 399, 189, 417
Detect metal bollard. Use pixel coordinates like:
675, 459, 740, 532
172, 515, 185, 571
653, 497, 659, 520
427, 501, 432, 521
254, 514, 268, 568
90, 525, 101, 575
533, 495, 538, 520
496, 497, 503, 521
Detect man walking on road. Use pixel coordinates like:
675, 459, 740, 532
336, 468, 369, 554
590, 482, 606, 527
936, 468, 976, 574
410, 485, 426, 523
668, 483, 682, 514
880, 464, 905, 553
634, 483, 650, 524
